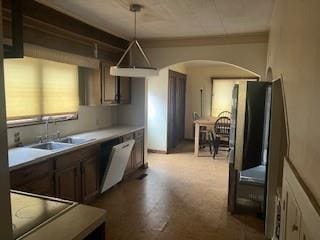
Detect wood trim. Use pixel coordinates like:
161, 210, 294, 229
2, 0, 128, 50
140, 32, 269, 48
147, 149, 167, 154
3, 0, 23, 58
282, 158, 320, 240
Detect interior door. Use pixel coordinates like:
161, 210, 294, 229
167, 70, 186, 151
167, 72, 176, 150
175, 75, 186, 144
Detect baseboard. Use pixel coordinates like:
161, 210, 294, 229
148, 149, 167, 154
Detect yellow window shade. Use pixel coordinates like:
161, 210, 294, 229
4, 57, 79, 120
4, 57, 41, 120
42, 60, 79, 115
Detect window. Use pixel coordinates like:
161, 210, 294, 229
4, 57, 79, 126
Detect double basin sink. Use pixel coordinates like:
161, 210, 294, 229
28, 137, 94, 151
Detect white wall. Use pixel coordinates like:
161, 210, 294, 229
184, 64, 257, 139
7, 105, 117, 148
143, 42, 267, 79
147, 63, 187, 152
267, 0, 320, 205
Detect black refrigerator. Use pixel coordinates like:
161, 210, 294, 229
228, 81, 272, 215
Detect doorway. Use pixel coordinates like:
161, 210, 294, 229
167, 70, 187, 152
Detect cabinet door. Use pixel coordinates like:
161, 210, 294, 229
283, 185, 301, 240
119, 76, 131, 104
55, 166, 81, 202
81, 156, 99, 203
14, 174, 55, 197
133, 136, 144, 168
122, 133, 134, 175
101, 61, 117, 104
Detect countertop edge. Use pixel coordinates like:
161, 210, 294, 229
22, 204, 107, 240
9, 125, 144, 171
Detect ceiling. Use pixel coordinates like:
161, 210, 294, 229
36, 0, 274, 40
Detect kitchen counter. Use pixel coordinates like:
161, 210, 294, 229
9, 125, 144, 171
11, 191, 106, 240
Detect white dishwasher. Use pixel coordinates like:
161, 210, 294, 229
100, 139, 135, 193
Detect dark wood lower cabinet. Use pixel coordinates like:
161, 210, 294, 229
55, 165, 82, 202
55, 144, 100, 203
81, 155, 99, 203
133, 136, 144, 168
14, 174, 55, 197
123, 130, 144, 176
10, 129, 144, 203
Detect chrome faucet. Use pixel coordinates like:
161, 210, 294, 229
45, 117, 51, 142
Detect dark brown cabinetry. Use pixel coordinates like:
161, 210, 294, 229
81, 155, 100, 203
101, 62, 131, 105
122, 129, 145, 176
79, 63, 131, 106
122, 133, 134, 175
54, 144, 100, 203
10, 160, 55, 197
55, 166, 81, 202
134, 131, 144, 168
10, 144, 100, 203
10, 130, 144, 202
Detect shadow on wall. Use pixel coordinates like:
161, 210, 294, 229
147, 60, 260, 151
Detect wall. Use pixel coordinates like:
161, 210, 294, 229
184, 64, 257, 139
7, 106, 117, 148
117, 77, 146, 126
147, 63, 187, 152
267, 0, 320, 205
142, 42, 268, 79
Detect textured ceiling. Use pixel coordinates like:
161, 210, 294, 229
36, 0, 274, 39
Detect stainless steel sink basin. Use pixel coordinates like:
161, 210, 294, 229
30, 142, 73, 150
55, 137, 94, 145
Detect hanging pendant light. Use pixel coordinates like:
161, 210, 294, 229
110, 4, 158, 77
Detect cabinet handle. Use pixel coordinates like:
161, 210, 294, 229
292, 224, 299, 232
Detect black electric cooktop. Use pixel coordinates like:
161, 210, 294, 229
11, 191, 76, 239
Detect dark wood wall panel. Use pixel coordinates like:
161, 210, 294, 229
2, 0, 128, 62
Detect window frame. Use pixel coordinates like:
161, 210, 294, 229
7, 113, 78, 128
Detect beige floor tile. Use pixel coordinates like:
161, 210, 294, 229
91, 142, 264, 240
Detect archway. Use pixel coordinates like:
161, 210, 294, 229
147, 60, 260, 153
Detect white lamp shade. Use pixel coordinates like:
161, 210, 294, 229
110, 66, 158, 78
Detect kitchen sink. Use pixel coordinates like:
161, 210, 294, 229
55, 137, 94, 145
30, 142, 73, 150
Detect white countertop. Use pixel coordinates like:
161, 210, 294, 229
9, 125, 144, 171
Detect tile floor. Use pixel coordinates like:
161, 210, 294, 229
91, 142, 265, 240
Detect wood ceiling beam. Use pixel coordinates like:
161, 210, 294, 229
2, 0, 129, 50
140, 32, 269, 48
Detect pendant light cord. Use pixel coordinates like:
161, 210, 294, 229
134, 10, 137, 40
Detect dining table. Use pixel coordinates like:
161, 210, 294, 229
194, 117, 217, 156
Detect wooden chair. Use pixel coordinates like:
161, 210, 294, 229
214, 116, 231, 150
218, 111, 231, 119
208, 130, 220, 158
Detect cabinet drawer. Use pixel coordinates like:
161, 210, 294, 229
134, 130, 144, 139
122, 133, 134, 142
55, 144, 100, 170
13, 174, 55, 196
11, 160, 53, 187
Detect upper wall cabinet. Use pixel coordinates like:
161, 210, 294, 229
79, 62, 131, 106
